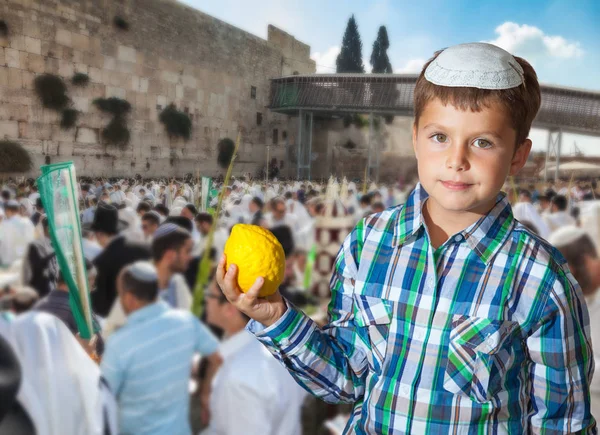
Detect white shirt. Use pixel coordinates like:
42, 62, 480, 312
0, 215, 35, 266
198, 228, 229, 261
512, 201, 551, 239
203, 330, 306, 435
28, 192, 40, 203
544, 211, 576, 232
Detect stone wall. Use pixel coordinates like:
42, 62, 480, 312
0, 0, 315, 177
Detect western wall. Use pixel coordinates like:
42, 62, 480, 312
0, 0, 316, 178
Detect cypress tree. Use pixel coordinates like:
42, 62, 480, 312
370, 26, 392, 73
336, 15, 365, 73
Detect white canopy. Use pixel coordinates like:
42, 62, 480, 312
540, 161, 600, 177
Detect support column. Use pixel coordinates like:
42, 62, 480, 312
544, 129, 563, 182
296, 111, 313, 180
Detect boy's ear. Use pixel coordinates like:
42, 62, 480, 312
412, 123, 418, 157
509, 139, 532, 176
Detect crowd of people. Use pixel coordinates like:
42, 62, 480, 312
0, 172, 599, 434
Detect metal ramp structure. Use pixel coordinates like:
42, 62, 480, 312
268, 74, 600, 181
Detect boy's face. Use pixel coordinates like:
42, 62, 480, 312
413, 98, 531, 217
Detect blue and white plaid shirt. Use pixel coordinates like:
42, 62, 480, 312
248, 183, 596, 434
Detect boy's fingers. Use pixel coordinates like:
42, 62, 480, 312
215, 255, 226, 284
220, 264, 241, 301
241, 277, 264, 307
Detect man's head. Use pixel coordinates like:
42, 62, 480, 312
372, 201, 385, 214
538, 194, 550, 211
194, 212, 213, 236
549, 226, 600, 296
205, 279, 249, 333
518, 189, 532, 204
8, 286, 39, 314
270, 197, 286, 221
141, 211, 161, 239
359, 194, 371, 209
412, 43, 540, 219
1, 189, 11, 202
551, 195, 568, 213
249, 197, 263, 214
154, 204, 169, 218
151, 223, 193, 273
136, 201, 152, 217
117, 261, 159, 315
181, 203, 197, 221
3, 200, 19, 218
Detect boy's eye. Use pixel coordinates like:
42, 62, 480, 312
431, 134, 447, 143
473, 139, 493, 149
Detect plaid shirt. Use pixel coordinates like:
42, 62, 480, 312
248, 184, 596, 434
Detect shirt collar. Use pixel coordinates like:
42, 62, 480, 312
219, 329, 255, 359
395, 183, 515, 265
127, 301, 168, 325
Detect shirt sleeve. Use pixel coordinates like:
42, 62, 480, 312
193, 317, 219, 356
527, 267, 596, 434
100, 341, 125, 398
246, 220, 369, 404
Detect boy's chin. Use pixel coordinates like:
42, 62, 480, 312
428, 194, 496, 215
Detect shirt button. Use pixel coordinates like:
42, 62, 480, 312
401, 385, 410, 397
281, 338, 291, 347
414, 329, 424, 340
454, 235, 463, 242
426, 278, 434, 288
486, 336, 496, 348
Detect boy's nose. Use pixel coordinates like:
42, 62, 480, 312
445, 145, 469, 171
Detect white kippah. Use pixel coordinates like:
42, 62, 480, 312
128, 261, 158, 282
547, 226, 588, 248
425, 42, 525, 90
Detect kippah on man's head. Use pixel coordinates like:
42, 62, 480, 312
127, 260, 158, 282
120, 261, 159, 303
153, 222, 189, 240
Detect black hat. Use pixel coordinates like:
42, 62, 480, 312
270, 225, 295, 258
91, 202, 128, 234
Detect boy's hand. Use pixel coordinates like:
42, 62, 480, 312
216, 255, 287, 327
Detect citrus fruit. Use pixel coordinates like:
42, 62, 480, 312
223, 224, 285, 297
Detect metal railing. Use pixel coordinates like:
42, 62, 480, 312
269, 74, 600, 136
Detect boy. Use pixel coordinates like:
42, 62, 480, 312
217, 43, 595, 434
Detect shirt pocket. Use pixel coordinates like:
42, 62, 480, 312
353, 294, 394, 373
443, 315, 520, 403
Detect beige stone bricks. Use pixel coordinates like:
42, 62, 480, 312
24, 36, 41, 55
5, 48, 20, 68
0, 121, 19, 139
56, 29, 71, 47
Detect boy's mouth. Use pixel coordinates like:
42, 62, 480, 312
441, 180, 473, 191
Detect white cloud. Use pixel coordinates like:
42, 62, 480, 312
394, 58, 425, 74
311, 46, 340, 73
486, 22, 583, 59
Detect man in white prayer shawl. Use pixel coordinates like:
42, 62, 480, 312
0, 312, 117, 435
512, 188, 551, 239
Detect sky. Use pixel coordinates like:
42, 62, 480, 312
179, 0, 600, 155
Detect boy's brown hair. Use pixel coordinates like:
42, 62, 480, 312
414, 49, 542, 145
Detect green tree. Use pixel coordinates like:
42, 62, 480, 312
336, 15, 365, 73
370, 26, 392, 73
